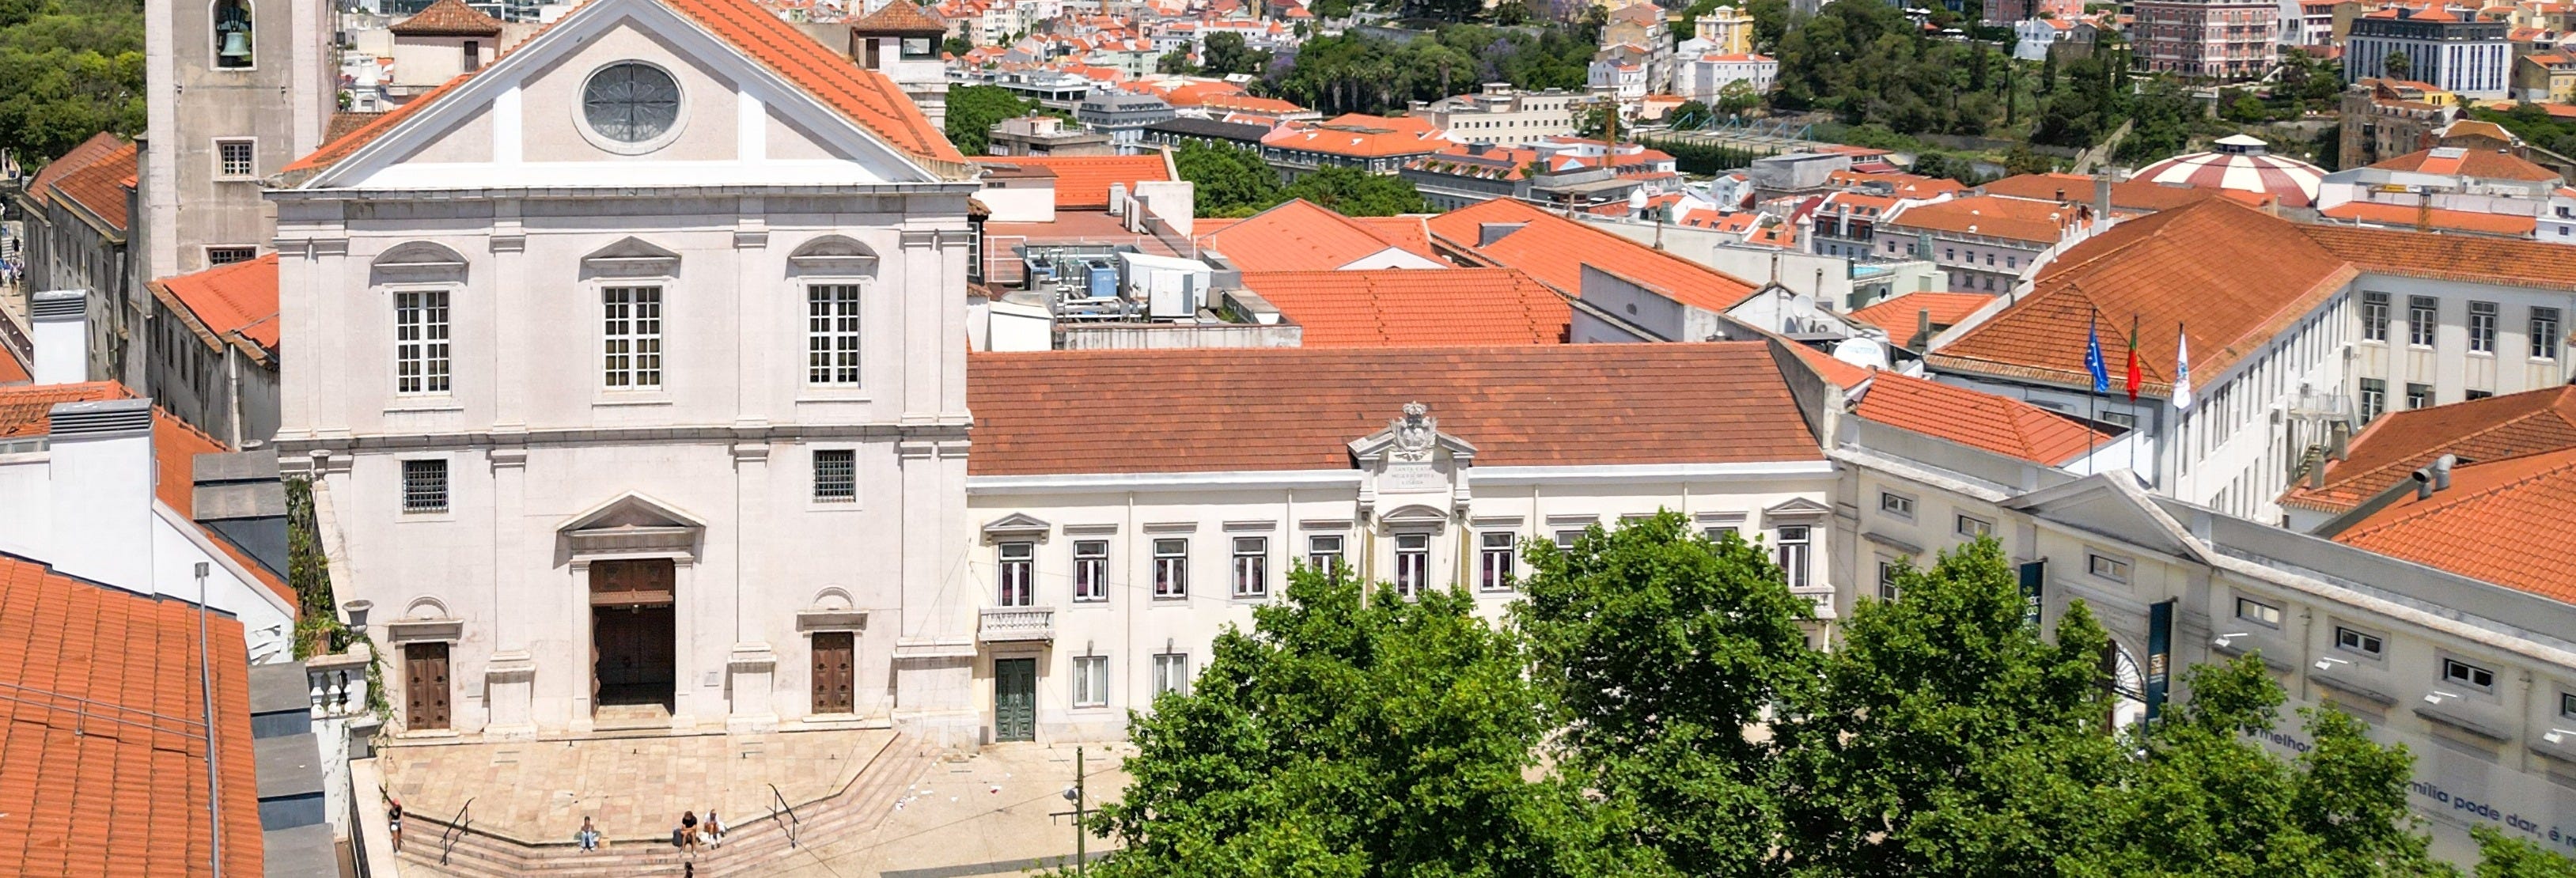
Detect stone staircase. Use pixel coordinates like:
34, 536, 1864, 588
398, 734, 942, 878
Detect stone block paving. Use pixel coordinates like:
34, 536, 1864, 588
379, 728, 896, 846
763, 741, 1135, 878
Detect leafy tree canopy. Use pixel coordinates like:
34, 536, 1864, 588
945, 84, 1036, 155
0, 0, 142, 164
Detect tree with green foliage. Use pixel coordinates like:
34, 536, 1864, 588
1171, 141, 1282, 217
0, 0, 143, 164
941, 34, 972, 56
1081, 564, 1669, 878
2385, 51, 2412, 81
1716, 79, 1760, 116
2475, 826, 2576, 877
1266, 25, 1595, 116
1515, 513, 1816, 877
1768, 0, 2031, 138
1281, 165, 1427, 216
1155, 47, 1198, 74
944, 84, 1035, 154
1199, 32, 1267, 78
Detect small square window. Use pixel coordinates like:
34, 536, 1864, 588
2443, 657, 2495, 691
2335, 626, 2383, 657
204, 246, 257, 265
1879, 492, 1915, 517
1073, 655, 1109, 707
2088, 553, 2128, 582
1553, 528, 1585, 549
401, 459, 448, 513
813, 449, 856, 501
2560, 691, 2576, 718
1152, 653, 1191, 698
2236, 596, 2282, 628
215, 138, 256, 178
1305, 534, 1343, 575
1956, 514, 1993, 538
1702, 524, 1739, 543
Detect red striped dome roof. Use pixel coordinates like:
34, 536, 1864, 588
2132, 134, 2325, 207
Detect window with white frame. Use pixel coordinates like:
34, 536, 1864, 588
1554, 529, 1585, 549
2469, 301, 2498, 353
2407, 383, 2432, 410
2334, 625, 2383, 657
1153, 539, 1188, 599
1879, 492, 1915, 518
1478, 532, 1515, 592
2407, 296, 2438, 346
1305, 534, 1343, 575
2536, 307, 2563, 361
2235, 596, 2282, 627
2361, 291, 2389, 342
2088, 552, 2128, 582
806, 283, 863, 385
812, 448, 855, 501
602, 286, 663, 389
393, 290, 451, 395
2359, 379, 2386, 422
1394, 533, 1430, 596
1232, 536, 1268, 599
1956, 514, 1993, 538
1703, 524, 1739, 542
1073, 655, 1109, 707
401, 459, 448, 513
215, 138, 256, 179
2442, 657, 2495, 691
996, 541, 1035, 607
1775, 525, 1810, 588
1877, 559, 1901, 601
1151, 653, 1190, 698
1073, 539, 1108, 602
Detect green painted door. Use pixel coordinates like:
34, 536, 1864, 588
994, 658, 1036, 742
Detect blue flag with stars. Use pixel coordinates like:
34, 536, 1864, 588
2085, 312, 2109, 394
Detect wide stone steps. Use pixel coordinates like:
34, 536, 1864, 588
396, 734, 940, 878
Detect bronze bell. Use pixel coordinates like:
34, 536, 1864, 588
219, 29, 252, 61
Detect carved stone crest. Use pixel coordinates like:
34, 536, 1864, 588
1390, 402, 1436, 463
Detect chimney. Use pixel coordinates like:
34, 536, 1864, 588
46, 398, 157, 592
2093, 175, 2112, 224
29, 289, 89, 384
2328, 422, 2350, 461
1914, 308, 1932, 352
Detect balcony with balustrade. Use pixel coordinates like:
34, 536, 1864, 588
979, 607, 1056, 642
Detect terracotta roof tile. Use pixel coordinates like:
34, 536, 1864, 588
0, 551, 263, 877
969, 153, 1171, 210
0, 343, 26, 385
2368, 146, 2563, 181
1854, 370, 2112, 466
2317, 201, 2538, 236
0, 383, 127, 438
1237, 268, 1567, 346
323, 111, 387, 143
1424, 197, 1760, 312
2297, 223, 2576, 288
852, 0, 947, 33
1979, 172, 2222, 214
1881, 195, 2081, 244
2282, 386, 2576, 513
965, 343, 1821, 475
1194, 199, 1439, 271
149, 255, 280, 356
390, 0, 503, 36
49, 141, 138, 232
1260, 113, 1449, 158
22, 133, 124, 213
2334, 446, 2576, 603
1849, 292, 1993, 339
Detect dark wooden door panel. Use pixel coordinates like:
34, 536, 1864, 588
406, 642, 450, 730
812, 632, 854, 714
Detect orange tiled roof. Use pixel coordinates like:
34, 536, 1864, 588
1425, 197, 1760, 312
1979, 172, 2223, 214
965, 343, 1822, 475
1194, 199, 1440, 271
969, 153, 1171, 210
2318, 201, 2540, 236
853, 0, 947, 33
24, 133, 125, 210
1854, 369, 2112, 466
0, 343, 26, 385
2368, 146, 2562, 180
0, 552, 263, 878
49, 141, 138, 233
2333, 446, 2576, 603
1261, 113, 1449, 158
2282, 386, 2576, 513
287, 0, 963, 175
1850, 292, 1994, 339
390, 0, 502, 36
1784, 339, 1871, 389
1881, 194, 2082, 244
150, 255, 281, 356
1237, 268, 1568, 346
2298, 221, 2576, 288
0, 383, 127, 438
1201, 93, 1303, 114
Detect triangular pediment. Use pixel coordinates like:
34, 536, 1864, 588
2004, 475, 2207, 562
557, 491, 707, 533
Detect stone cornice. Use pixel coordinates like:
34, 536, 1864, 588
272, 420, 970, 455
265, 182, 982, 203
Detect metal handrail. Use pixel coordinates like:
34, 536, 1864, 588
438, 798, 473, 865
769, 783, 801, 850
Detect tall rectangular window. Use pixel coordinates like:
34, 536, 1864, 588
2469, 301, 2498, 353
812, 448, 855, 501
996, 541, 1034, 607
463, 40, 481, 70
1073, 539, 1109, 602
1479, 532, 1516, 592
1073, 655, 1108, 707
401, 459, 448, 513
1394, 534, 1429, 596
1231, 536, 1268, 599
1153, 539, 1188, 599
1151, 653, 1190, 698
2362, 292, 2389, 342
2358, 378, 2386, 422
215, 138, 255, 178
806, 284, 863, 385
1305, 535, 1344, 576
1877, 559, 1901, 601
2407, 296, 2438, 346
393, 290, 450, 395
602, 286, 663, 389
1776, 525, 1810, 588
2535, 307, 2562, 360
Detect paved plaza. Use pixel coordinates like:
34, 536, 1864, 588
760, 741, 1135, 878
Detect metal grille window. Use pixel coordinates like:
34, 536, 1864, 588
602, 286, 662, 389
216, 139, 255, 178
2362, 293, 2389, 342
1153, 539, 1188, 599
996, 542, 1035, 607
1305, 535, 1343, 576
2407, 296, 2438, 346
812, 449, 855, 501
2469, 301, 2498, 353
1152, 653, 1190, 697
1776, 526, 1811, 588
401, 459, 448, 513
2359, 379, 2385, 422
1394, 534, 1429, 596
1479, 532, 1516, 592
1073, 655, 1108, 707
581, 62, 680, 143
2536, 308, 2562, 360
1231, 536, 1267, 599
806, 284, 862, 385
1073, 540, 1108, 602
205, 246, 256, 266
393, 290, 450, 395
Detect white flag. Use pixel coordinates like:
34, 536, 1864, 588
2171, 327, 2193, 411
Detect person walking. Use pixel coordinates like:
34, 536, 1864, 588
703, 810, 724, 850
680, 810, 700, 852
576, 816, 600, 852
388, 797, 404, 853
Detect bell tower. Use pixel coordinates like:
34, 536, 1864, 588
847, 1, 951, 131
142, 0, 336, 278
